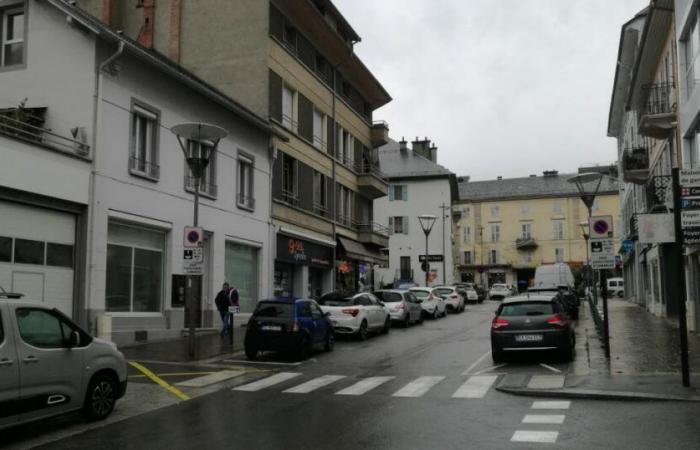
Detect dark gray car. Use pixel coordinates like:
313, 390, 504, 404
375, 290, 424, 327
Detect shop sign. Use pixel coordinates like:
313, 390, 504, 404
638, 213, 675, 244
680, 169, 700, 186
276, 234, 332, 268
683, 227, 700, 245
338, 261, 351, 274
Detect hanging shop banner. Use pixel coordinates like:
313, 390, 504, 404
276, 234, 332, 268
638, 213, 675, 244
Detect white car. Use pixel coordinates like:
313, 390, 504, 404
489, 283, 512, 301
409, 287, 447, 319
432, 286, 466, 313
317, 292, 390, 340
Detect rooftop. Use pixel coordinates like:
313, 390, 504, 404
378, 139, 454, 179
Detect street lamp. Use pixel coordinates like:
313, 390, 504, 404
418, 214, 437, 287
579, 220, 591, 302
172, 122, 228, 357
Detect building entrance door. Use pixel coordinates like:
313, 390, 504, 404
400, 256, 412, 282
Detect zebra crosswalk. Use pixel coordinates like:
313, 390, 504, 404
233, 372, 501, 399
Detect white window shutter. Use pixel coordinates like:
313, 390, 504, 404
403, 185, 408, 201
388, 216, 394, 234
389, 186, 395, 201
404, 216, 409, 234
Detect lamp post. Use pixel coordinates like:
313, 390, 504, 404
172, 123, 227, 357
579, 220, 591, 302
568, 172, 609, 358
418, 214, 437, 287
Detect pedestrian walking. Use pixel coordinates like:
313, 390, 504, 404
215, 282, 231, 336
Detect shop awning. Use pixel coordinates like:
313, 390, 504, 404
337, 236, 387, 265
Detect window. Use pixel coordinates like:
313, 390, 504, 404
389, 185, 407, 201
592, 198, 600, 213
490, 205, 499, 218
552, 221, 564, 240
313, 171, 328, 216
337, 185, 354, 227
463, 207, 470, 219
0, 236, 11, 262
311, 303, 323, 320
1, 6, 24, 67
16, 308, 70, 348
489, 249, 498, 265
282, 154, 299, 205
521, 204, 531, 216
389, 216, 408, 234
686, 130, 700, 169
337, 127, 354, 166
105, 222, 164, 313
490, 224, 500, 242
237, 154, 254, 210
522, 251, 532, 264
464, 251, 472, 265
312, 108, 326, 150
555, 248, 564, 263
463, 226, 471, 243
521, 223, 532, 239
225, 242, 259, 313
282, 84, 297, 131
684, 14, 700, 96
129, 103, 159, 179
14, 238, 44, 265
46, 243, 73, 268
185, 140, 217, 198
553, 201, 563, 215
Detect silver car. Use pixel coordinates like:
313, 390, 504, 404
375, 290, 424, 327
0, 295, 128, 430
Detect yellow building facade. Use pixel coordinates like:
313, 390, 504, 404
453, 171, 620, 290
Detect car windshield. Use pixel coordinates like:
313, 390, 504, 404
499, 302, 554, 317
375, 292, 402, 302
410, 290, 430, 299
253, 302, 294, 318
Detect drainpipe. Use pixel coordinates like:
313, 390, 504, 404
86, 41, 124, 335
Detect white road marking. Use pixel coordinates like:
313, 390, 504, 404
531, 400, 571, 410
176, 370, 244, 388
473, 364, 506, 375
528, 375, 565, 389
522, 414, 566, 424
392, 376, 445, 397
223, 359, 303, 366
452, 375, 498, 398
511, 431, 559, 443
461, 350, 492, 375
539, 363, 562, 373
233, 372, 302, 391
283, 375, 346, 394
335, 376, 395, 396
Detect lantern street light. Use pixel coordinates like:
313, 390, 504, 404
172, 123, 228, 357
579, 220, 591, 302
418, 214, 437, 287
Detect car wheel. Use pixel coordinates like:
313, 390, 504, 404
381, 317, 391, 334
617, 291, 624, 298
418, 313, 425, 324
432, 308, 439, 320
245, 345, 258, 360
82, 373, 117, 421
560, 343, 574, 362
357, 320, 369, 340
324, 330, 335, 352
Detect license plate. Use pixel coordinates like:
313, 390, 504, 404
261, 325, 281, 331
515, 334, 543, 342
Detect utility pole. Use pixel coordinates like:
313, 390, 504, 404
672, 167, 691, 387
439, 202, 450, 285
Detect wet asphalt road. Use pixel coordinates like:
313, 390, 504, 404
27, 302, 700, 449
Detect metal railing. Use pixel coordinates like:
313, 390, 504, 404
354, 161, 387, 180
184, 176, 217, 198
129, 156, 160, 179
641, 82, 675, 116
237, 193, 255, 210
312, 202, 329, 217
357, 222, 390, 237
336, 214, 358, 229
281, 189, 299, 206
516, 237, 537, 249
0, 112, 90, 156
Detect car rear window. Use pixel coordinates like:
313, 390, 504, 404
499, 302, 554, 317
254, 302, 294, 318
434, 288, 452, 295
375, 292, 402, 302
410, 290, 429, 299
493, 284, 507, 289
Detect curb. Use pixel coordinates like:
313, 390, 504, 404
495, 386, 700, 402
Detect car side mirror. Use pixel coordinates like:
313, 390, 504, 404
68, 330, 81, 348
324, 311, 331, 317
378, 301, 385, 307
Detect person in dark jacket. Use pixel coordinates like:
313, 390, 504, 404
215, 282, 231, 335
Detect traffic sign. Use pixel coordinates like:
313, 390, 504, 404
590, 216, 613, 239
590, 237, 615, 270
183, 247, 204, 275
419, 254, 444, 262
184, 226, 203, 248
622, 239, 634, 252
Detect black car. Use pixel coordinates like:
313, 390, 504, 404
244, 297, 334, 361
528, 287, 579, 320
490, 295, 575, 362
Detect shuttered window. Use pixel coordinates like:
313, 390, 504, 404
269, 70, 283, 123
297, 93, 313, 142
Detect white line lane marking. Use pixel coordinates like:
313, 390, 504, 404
335, 376, 395, 396
283, 375, 346, 394
522, 414, 566, 424
224, 359, 303, 366
392, 376, 445, 398
461, 350, 492, 375
528, 375, 565, 389
176, 370, 245, 388
452, 375, 498, 398
233, 372, 302, 391
511, 431, 559, 443
540, 363, 562, 373
531, 400, 571, 410
473, 364, 506, 375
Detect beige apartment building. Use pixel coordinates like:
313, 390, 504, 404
454, 170, 620, 290
77, 0, 392, 302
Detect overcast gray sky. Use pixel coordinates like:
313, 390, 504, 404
335, 0, 646, 181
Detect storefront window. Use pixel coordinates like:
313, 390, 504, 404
336, 260, 356, 292
274, 262, 294, 297
225, 242, 259, 313
308, 268, 323, 299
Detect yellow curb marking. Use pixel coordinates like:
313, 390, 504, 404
128, 372, 216, 379
129, 361, 190, 401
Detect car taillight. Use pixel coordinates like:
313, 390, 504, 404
342, 308, 359, 317
450, 294, 459, 299
546, 314, 568, 327
292, 321, 300, 332
398, 303, 406, 310
492, 316, 509, 329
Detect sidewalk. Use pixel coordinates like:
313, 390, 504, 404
497, 297, 700, 401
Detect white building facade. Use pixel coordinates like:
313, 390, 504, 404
0, 0, 274, 344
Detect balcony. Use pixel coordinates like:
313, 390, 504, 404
371, 121, 389, 147
184, 176, 217, 199
355, 162, 389, 199
237, 193, 256, 211
357, 222, 389, 248
621, 147, 649, 184
516, 237, 538, 250
638, 83, 676, 139
129, 156, 160, 180
0, 108, 90, 157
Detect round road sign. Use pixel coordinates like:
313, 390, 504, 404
593, 220, 609, 235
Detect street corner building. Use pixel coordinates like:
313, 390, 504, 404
452, 170, 620, 291
0, 0, 276, 345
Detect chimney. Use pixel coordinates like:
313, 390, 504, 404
428, 144, 438, 163
169, 0, 182, 62
137, 0, 156, 49
102, 0, 113, 25
542, 170, 559, 178
530, 174, 537, 178
497, 176, 503, 181
411, 136, 432, 160
399, 137, 408, 153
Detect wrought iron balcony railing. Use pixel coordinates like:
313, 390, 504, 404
281, 189, 299, 206
516, 237, 538, 250
621, 147, 650, 184
237, 193, 255, 210
357, 222, 390, 237
129, 156, 160, 179
641, 82, 675, 116
184, 176, 217, 198
0, 111, 90, 157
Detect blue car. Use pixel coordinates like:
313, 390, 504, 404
244, 297, 335, 361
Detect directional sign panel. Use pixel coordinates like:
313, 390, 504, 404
681, 186, 700, 197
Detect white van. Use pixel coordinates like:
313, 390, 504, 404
0, 293, 128, 430
533, 264, 575, 290
607, 277, 624, 298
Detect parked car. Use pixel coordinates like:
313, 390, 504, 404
490, 294, 575, 362
533, 263, 575, 290
397, 282, 418, 290
409, 287, 447, 319
607, 277, 624, 298
528, 287, 579, 321
432, 286, 466, 313
244, 297, 334, 360
488, 283, 512, 301
455, 283, 480, 304
375, 289, 424, 327
317, 292, 390, 340
0, 293, 128, 431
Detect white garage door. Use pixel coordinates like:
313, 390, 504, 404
0, 201, 76, 316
